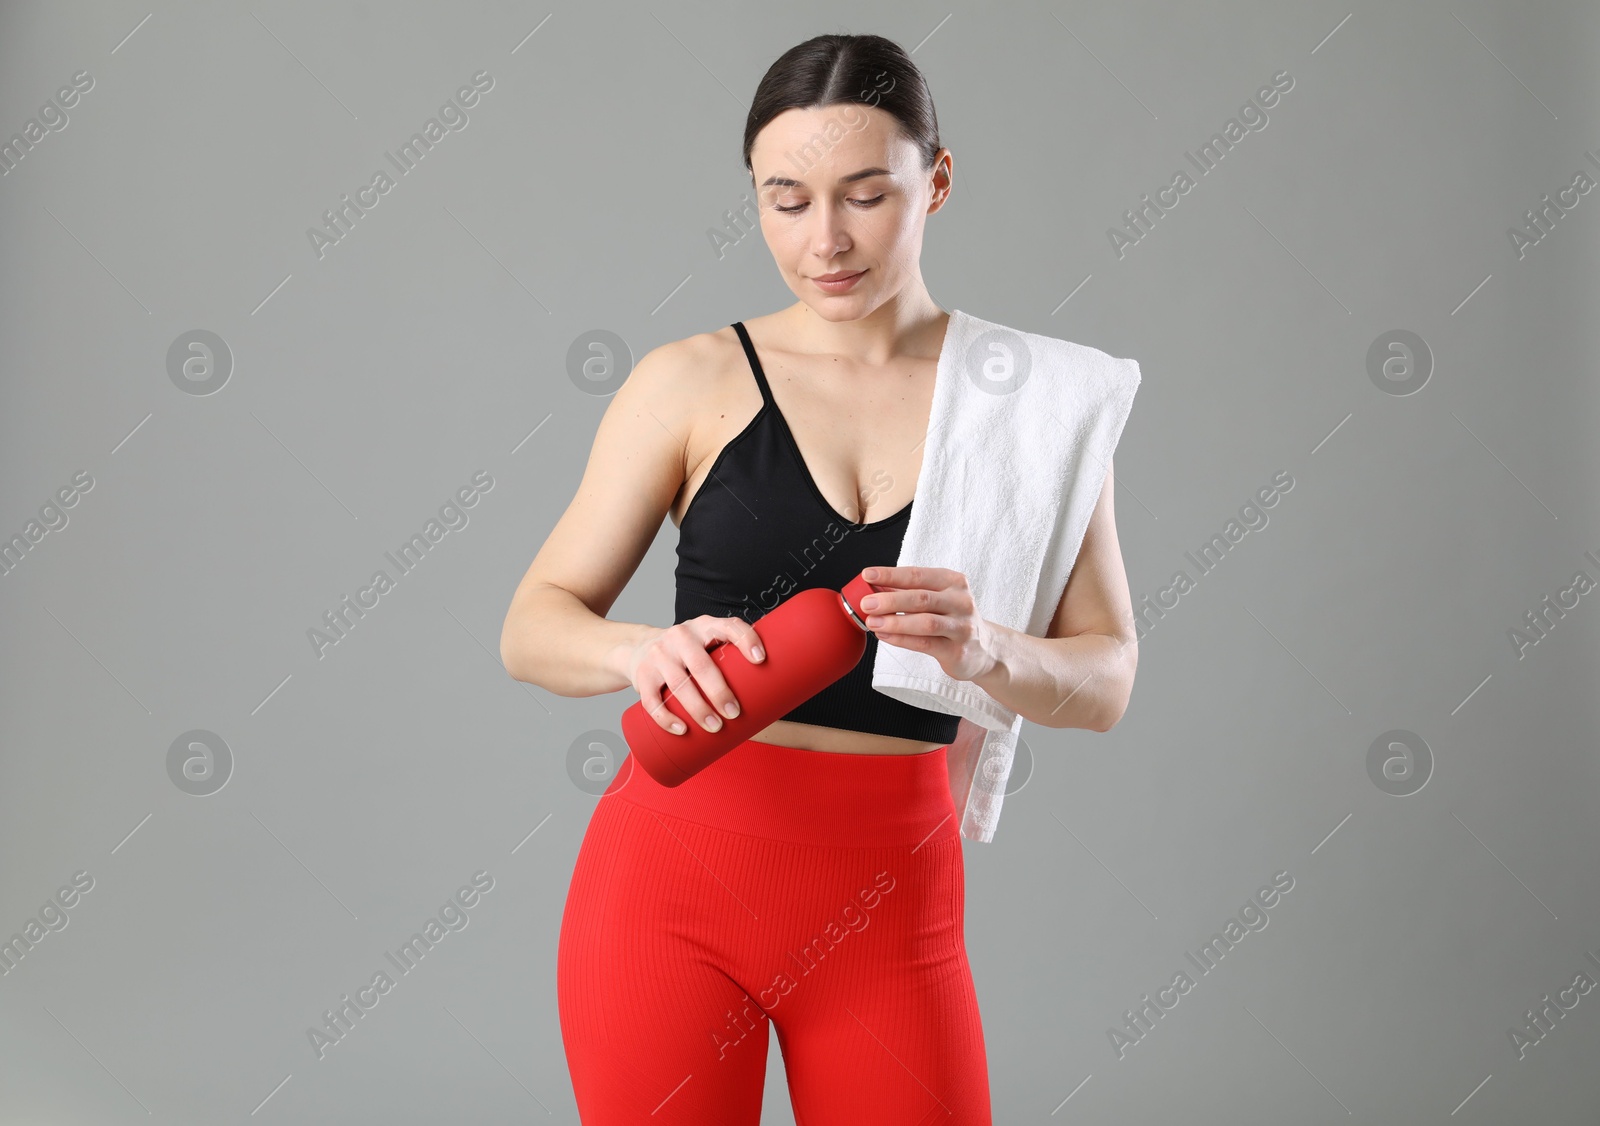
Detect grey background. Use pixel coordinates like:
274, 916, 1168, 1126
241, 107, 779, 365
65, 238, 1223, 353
2, 0, 1597, 1122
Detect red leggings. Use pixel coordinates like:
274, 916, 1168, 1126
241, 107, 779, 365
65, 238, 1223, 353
557, 738, 992, 1124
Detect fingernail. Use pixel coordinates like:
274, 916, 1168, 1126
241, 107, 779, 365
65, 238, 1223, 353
752, 647, 764, 661
724, 701, 740, 718
670, 721, 686, 734
705, 716, 722, 731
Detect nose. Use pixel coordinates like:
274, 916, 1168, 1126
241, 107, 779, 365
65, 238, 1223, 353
806, 198, 853, 260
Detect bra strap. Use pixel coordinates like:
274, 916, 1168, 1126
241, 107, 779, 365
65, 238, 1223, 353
731, 322, 775, 406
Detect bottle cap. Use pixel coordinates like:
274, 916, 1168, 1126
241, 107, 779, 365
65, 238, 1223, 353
839, 573, 880, 630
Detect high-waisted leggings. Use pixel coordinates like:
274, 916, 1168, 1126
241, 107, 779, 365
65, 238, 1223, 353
556, 737, 992, 1125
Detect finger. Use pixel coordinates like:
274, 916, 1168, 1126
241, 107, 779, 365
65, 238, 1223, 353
868, 611, 951, 635
640, 678, 688, 735
665, 652, 729, 729
700, 622, 754, 717
899, 567, 953, 595
865, 586, 943, 622
738, 621, 766, 664
863, 565, 950, 590
859, 588, 896, 616
874, 619, 955, 649
861, 587, 941, 616
684, 636, 752, 726
709, 617, 765, 667
660, 662, 720, 733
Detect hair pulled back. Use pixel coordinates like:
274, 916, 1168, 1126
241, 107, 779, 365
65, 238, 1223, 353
742, 33, 942, 175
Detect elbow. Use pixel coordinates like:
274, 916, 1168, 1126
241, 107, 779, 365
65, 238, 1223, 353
1079, 685, 1130, 733
500, 584, 555, 686
1091, 695, 1129, 733
1091, 640, 1138, 732
500, 581, 565, 688
499, 632, 526, 684
499, 611, 536, 685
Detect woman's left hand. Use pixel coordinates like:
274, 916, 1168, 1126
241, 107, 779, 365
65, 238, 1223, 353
857, 566, 998, 683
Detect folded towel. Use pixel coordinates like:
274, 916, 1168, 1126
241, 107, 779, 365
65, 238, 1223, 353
870, 309, 1142, 842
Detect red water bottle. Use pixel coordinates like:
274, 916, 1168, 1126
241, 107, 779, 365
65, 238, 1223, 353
621, 572, 883, 786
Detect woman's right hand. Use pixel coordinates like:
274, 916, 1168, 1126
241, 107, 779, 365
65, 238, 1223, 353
623, 616, 766, 736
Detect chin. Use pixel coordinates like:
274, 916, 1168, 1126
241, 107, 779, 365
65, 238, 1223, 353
796, 290, 876, 322
804, 303, 862, 322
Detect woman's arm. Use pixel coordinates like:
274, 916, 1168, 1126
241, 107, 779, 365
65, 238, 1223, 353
861, 458, 1138, 731
498, 339, 697, 697
968, 457, 1137, 731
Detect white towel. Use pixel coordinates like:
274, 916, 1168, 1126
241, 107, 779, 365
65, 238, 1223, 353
870, 309, 1141, 842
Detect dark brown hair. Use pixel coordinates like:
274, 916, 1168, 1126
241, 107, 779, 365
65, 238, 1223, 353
742, 33, 942, 176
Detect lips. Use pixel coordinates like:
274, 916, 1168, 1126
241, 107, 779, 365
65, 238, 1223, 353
814, 270, 864, 282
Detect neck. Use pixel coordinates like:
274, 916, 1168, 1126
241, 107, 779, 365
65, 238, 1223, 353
780, 293, 951, 366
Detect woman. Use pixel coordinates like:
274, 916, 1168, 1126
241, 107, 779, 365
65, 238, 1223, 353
499, 32, 1138, 1125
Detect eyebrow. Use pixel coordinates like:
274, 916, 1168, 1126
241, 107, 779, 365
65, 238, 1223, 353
758, 166, 893, 189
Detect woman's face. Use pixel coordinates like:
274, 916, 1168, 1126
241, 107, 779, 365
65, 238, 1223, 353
748, 104, 951, 321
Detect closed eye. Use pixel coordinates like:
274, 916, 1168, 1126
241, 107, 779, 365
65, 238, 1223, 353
774, 195, 885, 214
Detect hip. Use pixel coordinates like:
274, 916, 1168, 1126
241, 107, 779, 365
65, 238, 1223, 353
562, 735, 969, 976
602, 735, 958, 849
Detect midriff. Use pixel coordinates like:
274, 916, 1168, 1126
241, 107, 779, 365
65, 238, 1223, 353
752, 718, 947, 755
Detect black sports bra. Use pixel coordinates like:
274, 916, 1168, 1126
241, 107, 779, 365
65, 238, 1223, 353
673, 322, 961, 744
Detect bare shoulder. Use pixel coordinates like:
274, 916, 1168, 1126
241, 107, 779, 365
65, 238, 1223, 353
501, 323, 753, 622
620, 324, 746, 428
631, 324, 764, 511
